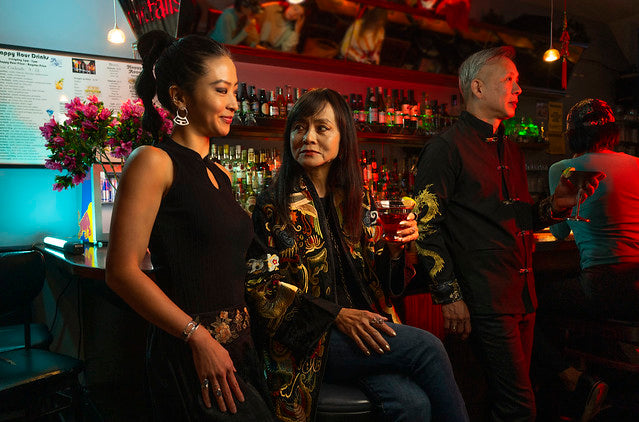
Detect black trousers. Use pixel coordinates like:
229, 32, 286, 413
470, 312, 536, 422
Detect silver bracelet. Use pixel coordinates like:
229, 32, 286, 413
182, 320, 199, 342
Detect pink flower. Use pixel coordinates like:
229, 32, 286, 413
98, 108, 111, 120
72, 173, 86, 185
81, 120, 98, 131
44, 159, 63, 170
39, 118, 58, 140
87, 95, 99, 104
83, 103, 98, 119
53, 183, 64, 191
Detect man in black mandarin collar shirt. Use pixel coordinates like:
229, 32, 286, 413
413, 46, 600, 421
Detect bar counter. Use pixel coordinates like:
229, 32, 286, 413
35, 243, 153, 281
34, 243, 152, 415
532, 230, 580, 282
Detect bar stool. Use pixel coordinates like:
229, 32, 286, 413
560, 318, 639, 373
316, 382, 381, 422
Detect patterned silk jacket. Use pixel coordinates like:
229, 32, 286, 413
245, 176, 404, 422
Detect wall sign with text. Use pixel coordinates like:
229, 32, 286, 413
0, 45, 141, 165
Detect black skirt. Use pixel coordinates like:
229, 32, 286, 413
146, 308, 275, 422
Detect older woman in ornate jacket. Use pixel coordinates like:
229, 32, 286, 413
245, 88, 468, 422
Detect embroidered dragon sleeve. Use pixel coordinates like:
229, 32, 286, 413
413, 139, 463, 305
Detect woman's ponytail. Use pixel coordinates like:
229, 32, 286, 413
135, 30, 174, 143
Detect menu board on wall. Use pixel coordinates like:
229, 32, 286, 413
0, 45, 142, 165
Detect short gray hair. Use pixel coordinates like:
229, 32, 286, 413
458, 46, 516, 101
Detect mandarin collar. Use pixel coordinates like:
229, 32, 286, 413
460, 111, 505, 143
162, 136, 208, 161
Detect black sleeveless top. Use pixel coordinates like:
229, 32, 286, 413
149, 137, 253, 315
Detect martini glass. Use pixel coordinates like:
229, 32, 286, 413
564, 169, 605, 222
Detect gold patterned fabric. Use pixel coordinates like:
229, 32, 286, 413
245, 177, 401, 422
196, 307, 250, 345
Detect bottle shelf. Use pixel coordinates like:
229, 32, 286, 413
228, 117, 551, 150
228, 117, 432, 148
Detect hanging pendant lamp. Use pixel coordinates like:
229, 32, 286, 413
543, 0, 560, 62
107, 0, 126, 44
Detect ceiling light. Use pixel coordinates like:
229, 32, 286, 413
543, 48, 560, 62
108, 0, 126, 44
543, 0, 559, 62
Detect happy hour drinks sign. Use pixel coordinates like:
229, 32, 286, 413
0, 45, 141, 165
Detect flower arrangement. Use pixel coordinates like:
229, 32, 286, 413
106, 98, 173, 159
40, 96, 173, 191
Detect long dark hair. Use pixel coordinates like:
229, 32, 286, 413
135, 30, 231, 142
272, 88, 363, 239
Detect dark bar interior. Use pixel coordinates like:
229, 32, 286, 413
1, 0, 639, 421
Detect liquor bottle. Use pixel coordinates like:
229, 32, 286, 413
393, 89, 403, 126
387, 89, 397, 127
450, 93, 461, 117
221, 144, 230, 169
422, 95, 433, 133
378, 158, 389, 198
247, 148, 256, 174
357, 94, 366, 123
376, 87, 386, 125
440, 103, 450, 128
227, 145, 236, 187
236, 179, 246, 208
239, 83, 250, 117
269, 90, 279, 118
249, 86, 260, 116
400, 90, 411, 127
238, 148, 248, 191
408, 89, 419, 127
367, 87, 378, 125
285, 85, 295, 115
259, 89, 269, 117
276, 87, 286, 118
209, 142, 218, 162
350, 94, 360, 122
360, 150, 368, 186
365, 150, 372, 186
431, 99, 440, 132
370, 149, 379, 185
245, 180, 256, 213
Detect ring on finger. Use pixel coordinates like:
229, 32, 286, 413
214, 388, 223, 397
451, 325, 457, 331
370, 317, 384, 325
201, 378, 210, 390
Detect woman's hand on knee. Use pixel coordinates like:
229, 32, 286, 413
335, 308, 396, 356
189, 327, 245, 412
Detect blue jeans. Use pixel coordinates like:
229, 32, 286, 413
323, 323, 469, 422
